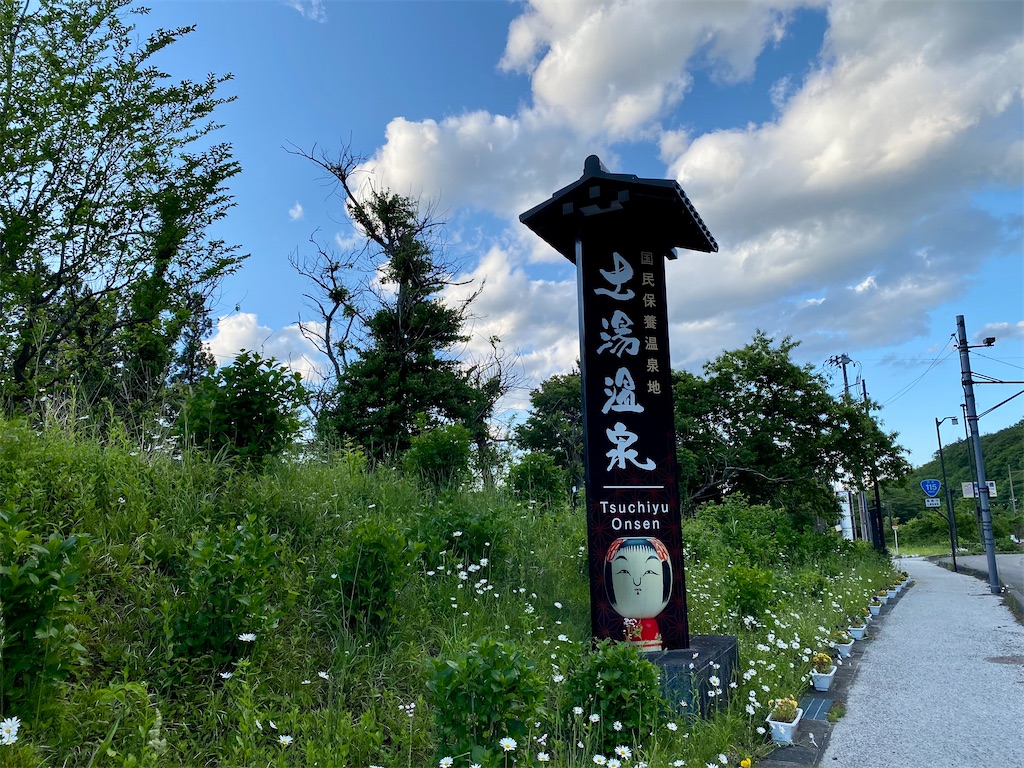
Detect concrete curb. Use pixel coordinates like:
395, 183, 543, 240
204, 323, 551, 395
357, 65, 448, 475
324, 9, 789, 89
929, 556, 1024, 623
756, 582, 911, 768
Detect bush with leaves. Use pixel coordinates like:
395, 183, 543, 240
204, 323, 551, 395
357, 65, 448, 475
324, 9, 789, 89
506, 451, 567, 509
0, 502, 87, 712
330, 519, 418, 635
567, 639, 663, 751
165, 514, 286, 667
402, 423, 472, 490
426, 637, 546, 765
176, 350, 305, 467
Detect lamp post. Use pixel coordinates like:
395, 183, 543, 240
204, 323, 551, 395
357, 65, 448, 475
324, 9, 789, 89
935, 416, 960, 572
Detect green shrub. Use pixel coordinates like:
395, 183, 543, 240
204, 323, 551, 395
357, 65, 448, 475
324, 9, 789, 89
166, 514, 286, 666
426, 637, 546, 764
566, 639, 663, 751
723, 564, 776, 618
331, 519, 417, 634
176, 350, 306, 467
506, 452, 567, 509
412, 496, 508, 568
0, 502, 87, 711
402, 423, 472, 490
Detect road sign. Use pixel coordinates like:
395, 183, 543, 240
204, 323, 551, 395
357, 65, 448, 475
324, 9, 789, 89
920, 479, 941, 497
924, 498, 941, 508
961, 481, 998, 498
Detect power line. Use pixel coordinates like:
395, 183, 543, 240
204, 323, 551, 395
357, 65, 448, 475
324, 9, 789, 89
879, 339, 957, 407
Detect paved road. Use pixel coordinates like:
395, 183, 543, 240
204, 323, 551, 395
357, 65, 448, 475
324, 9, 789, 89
820, 557, 1024, 768
934, 553, 1024, 616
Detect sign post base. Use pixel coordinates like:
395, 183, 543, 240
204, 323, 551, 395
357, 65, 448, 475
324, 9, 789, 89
648, 634, 739, 717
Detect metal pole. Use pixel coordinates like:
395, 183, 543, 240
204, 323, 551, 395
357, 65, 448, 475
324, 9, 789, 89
936, 417, 958, 572
956, 315, 1000, 594
960, 401, 984, 544
862, 381, 885, 552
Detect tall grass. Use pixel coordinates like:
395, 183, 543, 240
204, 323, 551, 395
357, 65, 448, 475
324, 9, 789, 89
0, 416, 899, 767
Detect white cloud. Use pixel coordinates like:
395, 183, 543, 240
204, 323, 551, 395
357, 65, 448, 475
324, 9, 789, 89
285, 0, 325, 23
659, 0, 1023, 356
288, 202, 304, 221
205, 313, 328, 384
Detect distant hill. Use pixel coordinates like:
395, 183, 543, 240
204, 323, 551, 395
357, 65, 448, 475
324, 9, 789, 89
884, 418, 1023, 523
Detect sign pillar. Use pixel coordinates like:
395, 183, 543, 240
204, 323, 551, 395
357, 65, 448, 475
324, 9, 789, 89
521, 156, 718, 651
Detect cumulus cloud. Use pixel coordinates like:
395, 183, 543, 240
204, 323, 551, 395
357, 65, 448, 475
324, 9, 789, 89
205, 313, 328, 384
322, 0, 1019, 385
288, 202, 304, 221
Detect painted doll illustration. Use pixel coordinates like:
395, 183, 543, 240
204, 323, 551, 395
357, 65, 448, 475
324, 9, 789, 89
604, 536, 672, 651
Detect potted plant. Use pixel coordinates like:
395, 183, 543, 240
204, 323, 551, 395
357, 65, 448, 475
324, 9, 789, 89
831, 628, 854, 658
766, 696, 803, 744
876, 588, 890, 605
860, 605, 873, 623
809, 651, 837, 691
847, 615, 868, 641
869, 597, 883, 616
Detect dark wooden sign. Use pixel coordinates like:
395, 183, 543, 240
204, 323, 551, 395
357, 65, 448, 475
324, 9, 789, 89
521, 156, 717, 651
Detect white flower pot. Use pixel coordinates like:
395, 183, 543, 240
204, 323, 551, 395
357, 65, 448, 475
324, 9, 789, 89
869, 603, 882, 616
766, 708, 803, 745
835, 639, 854, 658
848, 625, 867, 641
810, 665, 837, 691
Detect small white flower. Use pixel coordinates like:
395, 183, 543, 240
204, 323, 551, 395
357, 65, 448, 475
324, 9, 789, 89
573, 706, 584, 715
278, 734, 293, 746
318, 670, 330, 680
219, 671, 233, 679
554, 601, 563, 608
609, 760, 621, 768
552, 674, 565, 683
612, 720, 623, 731
538, 753, 550, 762
665, 721, 678, 731
593, 756, 607, 766
440, 757, 454, 768
500, 737, 517, 752
589, 713, 601, 723
718, 755, 727, 765
237, 632, 257, 643
301, 679, 311, 684
756, 726, 767, 735
615, 745, 632, 760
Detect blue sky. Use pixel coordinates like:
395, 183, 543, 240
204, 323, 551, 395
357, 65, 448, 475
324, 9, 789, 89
137, 0, 1022, 472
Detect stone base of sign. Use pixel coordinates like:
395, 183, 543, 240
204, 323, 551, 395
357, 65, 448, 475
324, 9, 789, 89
648, 634, 739, 717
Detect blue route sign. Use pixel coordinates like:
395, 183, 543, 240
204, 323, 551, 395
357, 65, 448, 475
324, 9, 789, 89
921, 479, 941, 497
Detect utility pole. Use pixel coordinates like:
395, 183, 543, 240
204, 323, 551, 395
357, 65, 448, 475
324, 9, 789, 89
861, 380, 885, 552
956, 315, 1000, 594
935, 416, 959, 572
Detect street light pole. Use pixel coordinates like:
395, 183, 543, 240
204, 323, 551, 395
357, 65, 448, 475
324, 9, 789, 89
956, 315, 1000, 594
935, 416, 959, 572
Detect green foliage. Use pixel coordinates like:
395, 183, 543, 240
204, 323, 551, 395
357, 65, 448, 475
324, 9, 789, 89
506, 452, 568, 509
513, 371, 584, 487
331, 519, 417, 635
566, 639, 663, 751
403, 423, 472, 490
0, 0, 242, 413
673, 332, 910, 525
0, 503, 87, 711
165, 514, 286, 666
177, 350, 305, 467
426, 637, 546, 763
723, 564, 777, 619
412, 496, 509, 568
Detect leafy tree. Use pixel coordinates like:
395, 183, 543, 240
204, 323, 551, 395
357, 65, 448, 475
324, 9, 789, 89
176, 351, 305, 467
0, 0, 243, 416
291, 145, 497, 461
513, 369, 584, 489
674, 332, 910, 526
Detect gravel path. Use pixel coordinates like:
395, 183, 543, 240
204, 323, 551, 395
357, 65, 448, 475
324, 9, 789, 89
820, 557, 1024, 768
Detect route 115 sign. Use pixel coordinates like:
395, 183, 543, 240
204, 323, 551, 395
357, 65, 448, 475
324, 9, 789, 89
920, 479, 941, 497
